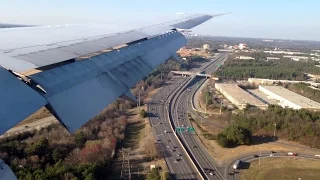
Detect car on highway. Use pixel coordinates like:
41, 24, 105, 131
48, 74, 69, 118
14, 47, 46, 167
193, 145, 197, 148
269, 154, 275, 156
159, 122, 162, 125
209, 172, 214, 176
254, 155, 259, 158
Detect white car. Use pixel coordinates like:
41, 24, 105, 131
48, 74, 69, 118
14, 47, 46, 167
270, 154, 275, 156
209, 172, 213, 176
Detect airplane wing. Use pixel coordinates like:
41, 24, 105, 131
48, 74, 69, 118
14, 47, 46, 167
0, 13, 225, 134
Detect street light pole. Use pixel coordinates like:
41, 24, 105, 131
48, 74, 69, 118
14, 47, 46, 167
273, 123, 277, 137
205, 92, 207, 117
259, 147, 261, 166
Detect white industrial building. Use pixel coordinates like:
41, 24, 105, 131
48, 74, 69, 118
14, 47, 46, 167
203, 44, 210, 50
266, 57, 280, 61
259, 85, 320, 110
283, 55, 309, 61
215, 83, 268, 110
236, 56, 254, 60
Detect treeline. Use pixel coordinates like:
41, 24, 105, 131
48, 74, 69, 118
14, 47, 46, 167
219, 105, 320, 148
287, 83, 320, 103
0, 101, 131, 180
214, 59, 320, 80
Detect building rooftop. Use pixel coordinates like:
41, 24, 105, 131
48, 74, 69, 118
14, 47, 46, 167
259, 85, 320, 109
215, 83, 267, 107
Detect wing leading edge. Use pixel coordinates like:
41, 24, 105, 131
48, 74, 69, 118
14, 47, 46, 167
0, 13, 225, 134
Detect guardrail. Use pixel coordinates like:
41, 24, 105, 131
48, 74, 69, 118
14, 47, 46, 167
167, 76, 208, 180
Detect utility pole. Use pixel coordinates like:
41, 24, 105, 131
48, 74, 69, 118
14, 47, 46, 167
273, 123, 277, 138
120, 148, 131, 180
205, 92, 207, 118
259, 147, 261, 166
220, 100, 222, 115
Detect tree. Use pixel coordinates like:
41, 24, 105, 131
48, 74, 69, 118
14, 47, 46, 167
140, 109, 147, 118
74, 131, 87, 147
147, 168, 161, 180
216, 133, 229, 147
26, 137, 49, 156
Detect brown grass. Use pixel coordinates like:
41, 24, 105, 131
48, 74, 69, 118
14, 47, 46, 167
240, 158, 320, 180
17, 107, 52, 126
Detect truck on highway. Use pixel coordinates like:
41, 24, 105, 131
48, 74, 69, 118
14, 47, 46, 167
315, 155, 320, 159
288, 152, 298, 156
233, 160, 241, 170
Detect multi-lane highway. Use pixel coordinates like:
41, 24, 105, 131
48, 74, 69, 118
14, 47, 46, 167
168, 54, 229, 180
148, 77, 200, 179
148, 53, 229, 180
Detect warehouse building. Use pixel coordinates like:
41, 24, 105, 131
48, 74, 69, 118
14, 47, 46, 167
259, 85, 320, 110
215, 83, 268, 110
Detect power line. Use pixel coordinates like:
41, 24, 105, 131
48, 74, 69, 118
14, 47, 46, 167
120, 148, 131, 180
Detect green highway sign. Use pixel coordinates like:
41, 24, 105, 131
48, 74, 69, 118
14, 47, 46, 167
175, 127, 195, 132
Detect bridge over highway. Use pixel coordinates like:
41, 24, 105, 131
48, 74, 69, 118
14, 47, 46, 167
171, 71, 219, 80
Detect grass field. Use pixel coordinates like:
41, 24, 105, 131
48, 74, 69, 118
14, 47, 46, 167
240, 158, 320, 180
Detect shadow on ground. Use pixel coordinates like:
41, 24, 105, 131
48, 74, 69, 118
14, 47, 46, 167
252, 135, 278, 145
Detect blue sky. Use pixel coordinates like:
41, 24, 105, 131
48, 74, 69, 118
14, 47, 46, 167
1, 0, 320, 41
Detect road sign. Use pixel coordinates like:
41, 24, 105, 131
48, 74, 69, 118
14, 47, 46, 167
175, 127, 194, 132
188, 127, 195, 132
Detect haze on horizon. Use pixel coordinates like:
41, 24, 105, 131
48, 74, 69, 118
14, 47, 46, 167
1, 0, 320, 41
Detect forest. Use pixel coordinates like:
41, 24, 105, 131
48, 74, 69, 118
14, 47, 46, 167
214, 58, 320, 80
217, 105, 320, 148
0, 102, 129, 180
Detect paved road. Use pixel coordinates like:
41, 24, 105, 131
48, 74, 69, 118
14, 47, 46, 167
148, 77, 199, 180
166, 53, 229, 180
225, 151, 320, 180
172, 84, 224, 180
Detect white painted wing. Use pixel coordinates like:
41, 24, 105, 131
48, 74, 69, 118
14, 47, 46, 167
0, 13, 224, 134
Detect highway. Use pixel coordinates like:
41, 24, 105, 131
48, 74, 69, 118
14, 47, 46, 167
148, 53, 229, 179
148, 76, 200, 180
168, 53, 229, 180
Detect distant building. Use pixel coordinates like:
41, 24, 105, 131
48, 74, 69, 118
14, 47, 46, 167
203, 44, 210, 50
264, 51, 308, 55
236, 56, 254, 60
248, 78, 320, 87
283, 55, 309, 61
266, 57, 280, 61
215, 83, 268, 110
218, 49, 233, 52
238, 43, 247, 50
259, 85, 320, 110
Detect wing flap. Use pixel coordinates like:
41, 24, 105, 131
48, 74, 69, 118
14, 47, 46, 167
0, 67, 48, 134
29, 32, 186, 132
